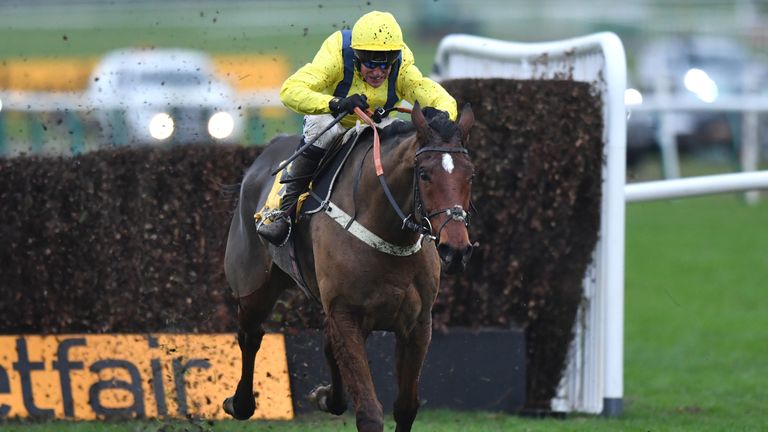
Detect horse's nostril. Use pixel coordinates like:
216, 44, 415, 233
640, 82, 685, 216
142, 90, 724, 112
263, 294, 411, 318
437, 243, 453, 262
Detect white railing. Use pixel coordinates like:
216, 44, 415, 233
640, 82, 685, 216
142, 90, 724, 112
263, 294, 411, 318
629, 95, 766, 203
626, 170, 768, 202
434, 32, 628, 416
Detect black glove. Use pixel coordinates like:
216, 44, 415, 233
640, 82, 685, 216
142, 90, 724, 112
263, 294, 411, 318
329, 94, 369, 116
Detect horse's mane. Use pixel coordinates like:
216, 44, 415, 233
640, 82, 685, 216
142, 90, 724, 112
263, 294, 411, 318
422, 107, 459, 141
379, 108, 458, 143
379, 118, 415, 140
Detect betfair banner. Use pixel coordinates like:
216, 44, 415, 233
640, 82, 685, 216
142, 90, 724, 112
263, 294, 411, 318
0, 334, 292, 420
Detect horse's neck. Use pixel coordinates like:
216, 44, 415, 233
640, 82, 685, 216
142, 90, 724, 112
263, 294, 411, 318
381, 135, 418, 203
344, 133, 418, 244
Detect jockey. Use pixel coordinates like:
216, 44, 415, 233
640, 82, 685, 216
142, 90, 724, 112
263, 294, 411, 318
258, 10, 458, 245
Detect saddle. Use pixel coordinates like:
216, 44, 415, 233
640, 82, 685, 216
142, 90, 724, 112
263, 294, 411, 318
254, 119, 414, 301
256, 117, 413, 225
253, 125, 366, 228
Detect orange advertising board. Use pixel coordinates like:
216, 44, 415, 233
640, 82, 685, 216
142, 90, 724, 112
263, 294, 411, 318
0, 55, 289, 92
214, 55, 290, 91
0, 334, 292, 420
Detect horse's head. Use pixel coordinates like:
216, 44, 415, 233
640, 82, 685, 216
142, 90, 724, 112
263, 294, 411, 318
412, 101, 476, 274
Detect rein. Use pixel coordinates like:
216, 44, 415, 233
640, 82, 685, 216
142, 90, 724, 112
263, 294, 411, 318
352, 107, 472, 242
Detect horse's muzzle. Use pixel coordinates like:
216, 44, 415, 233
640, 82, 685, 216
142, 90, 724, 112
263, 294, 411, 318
437, 241, 477, 274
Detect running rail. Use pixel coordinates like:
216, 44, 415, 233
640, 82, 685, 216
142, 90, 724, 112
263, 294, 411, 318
626, 171, 768, 202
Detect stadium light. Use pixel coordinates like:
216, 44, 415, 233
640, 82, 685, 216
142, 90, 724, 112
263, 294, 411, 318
149, 112, 174, 140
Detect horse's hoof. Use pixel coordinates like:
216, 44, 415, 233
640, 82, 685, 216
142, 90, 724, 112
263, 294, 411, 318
223, 395, 255, 420
308, 385, 327, 411
309, 384, 346, 416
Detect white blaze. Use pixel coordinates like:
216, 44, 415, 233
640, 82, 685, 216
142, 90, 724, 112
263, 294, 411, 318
441, 153, 454, 174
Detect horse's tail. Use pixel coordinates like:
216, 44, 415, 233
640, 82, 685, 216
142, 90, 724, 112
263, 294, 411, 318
219, 182, 242, 208
220, 182, 241, 198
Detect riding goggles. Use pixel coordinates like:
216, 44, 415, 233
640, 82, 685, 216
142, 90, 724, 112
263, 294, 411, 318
360, 60, 392, 70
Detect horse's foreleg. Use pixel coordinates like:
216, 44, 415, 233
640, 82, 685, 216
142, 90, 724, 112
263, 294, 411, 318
393, 318, 432, 432
309, 323, 348, 415
223, 268, 287, 420
326, 308, 383, 432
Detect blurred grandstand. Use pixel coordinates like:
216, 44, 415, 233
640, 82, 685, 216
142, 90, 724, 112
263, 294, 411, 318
1, 0, 767, 167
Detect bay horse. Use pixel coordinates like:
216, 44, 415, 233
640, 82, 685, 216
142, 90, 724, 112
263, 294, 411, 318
223, 102, 476, 432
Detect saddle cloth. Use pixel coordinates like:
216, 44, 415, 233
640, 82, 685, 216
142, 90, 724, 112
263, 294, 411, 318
253, 125, 366, 226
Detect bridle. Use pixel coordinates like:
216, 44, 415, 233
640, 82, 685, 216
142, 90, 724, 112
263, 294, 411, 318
410, 146, 472, 242
353, 107, 473, 243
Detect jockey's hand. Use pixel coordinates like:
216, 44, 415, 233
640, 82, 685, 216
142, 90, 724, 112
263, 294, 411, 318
329, 94, 369, 116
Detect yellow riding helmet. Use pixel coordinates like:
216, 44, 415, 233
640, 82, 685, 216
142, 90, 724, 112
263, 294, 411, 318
350, 11, 404, 51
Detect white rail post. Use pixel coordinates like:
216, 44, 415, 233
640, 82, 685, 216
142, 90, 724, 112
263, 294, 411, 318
433, 33, 627, 416
741, 111, 760, 204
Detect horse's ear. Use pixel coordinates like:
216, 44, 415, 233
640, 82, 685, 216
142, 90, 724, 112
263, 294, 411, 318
457, 103, 474, 143
411, 100, 429, 137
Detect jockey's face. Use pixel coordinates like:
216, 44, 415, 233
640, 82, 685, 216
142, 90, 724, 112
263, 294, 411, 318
359, 62, 391, 88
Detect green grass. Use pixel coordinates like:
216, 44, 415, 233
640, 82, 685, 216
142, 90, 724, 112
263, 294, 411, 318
3, 174, 767, 431
0, 26, 440, 75
0, 3, 439, 71
623, 193, 768, 431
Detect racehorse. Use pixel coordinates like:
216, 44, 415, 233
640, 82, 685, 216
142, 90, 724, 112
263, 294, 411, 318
223, 102, 476, 432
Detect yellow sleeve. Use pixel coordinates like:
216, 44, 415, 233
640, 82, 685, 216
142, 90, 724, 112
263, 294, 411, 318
279, 31, 344, 115
396, 45, 458, 120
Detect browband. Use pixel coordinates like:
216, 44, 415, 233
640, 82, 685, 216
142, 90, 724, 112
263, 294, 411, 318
415, 146, 469, 157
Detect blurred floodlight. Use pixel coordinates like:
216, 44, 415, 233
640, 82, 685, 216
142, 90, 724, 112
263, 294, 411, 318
208, 111, 235, 139
149, 112, 174, 140
683, 68, 719, 103
0, 96, 3, 112
624, 88, 643, 106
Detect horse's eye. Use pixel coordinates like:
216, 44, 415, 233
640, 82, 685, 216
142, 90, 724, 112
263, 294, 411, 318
419, 169, 431, 182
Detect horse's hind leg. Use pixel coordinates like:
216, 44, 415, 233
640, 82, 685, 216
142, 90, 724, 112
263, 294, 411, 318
308, 323, 348, 415
223, 266, 288, 420
326, 306, 383, 432
393, 318, 432, 432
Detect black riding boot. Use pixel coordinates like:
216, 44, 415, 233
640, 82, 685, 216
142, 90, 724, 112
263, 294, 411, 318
257, 147, 325, 245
